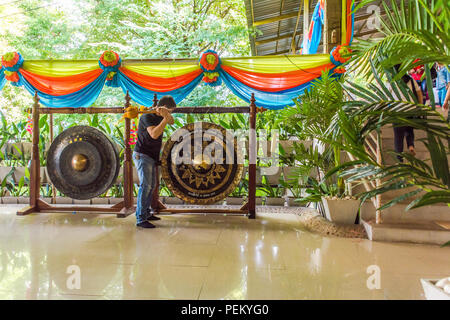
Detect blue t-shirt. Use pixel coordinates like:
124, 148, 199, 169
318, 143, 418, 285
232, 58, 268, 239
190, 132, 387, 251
436, 65, 450, 90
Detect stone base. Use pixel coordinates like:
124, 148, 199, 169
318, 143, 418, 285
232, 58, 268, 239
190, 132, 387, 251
362, 219, 450, 245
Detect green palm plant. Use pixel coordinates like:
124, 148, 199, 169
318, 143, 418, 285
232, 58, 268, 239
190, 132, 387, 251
351, 0, 449, 82
328, 0, 450, 212
279, 72, 348, 197
325, 62, 450, 211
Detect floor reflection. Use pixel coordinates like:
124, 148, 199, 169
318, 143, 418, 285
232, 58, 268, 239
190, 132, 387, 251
0, 205, 449, 300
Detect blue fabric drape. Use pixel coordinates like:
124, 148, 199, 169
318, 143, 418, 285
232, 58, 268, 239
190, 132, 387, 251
117, 71, 203, 107
20, 72, 108, 108
0, 68, 5, 91
220, 70, 314, 109
301, 2, 324, 55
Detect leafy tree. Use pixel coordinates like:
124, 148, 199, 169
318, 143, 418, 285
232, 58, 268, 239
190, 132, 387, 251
0, 0, 253, 124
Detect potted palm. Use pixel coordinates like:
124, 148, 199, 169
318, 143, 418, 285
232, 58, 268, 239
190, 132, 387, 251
279, 179, 303, 207
331, 0, 450, 226
0, 167, 15, 204
259, 176, 285, 206
321, 194, 360, 224
226, 178, 248, 205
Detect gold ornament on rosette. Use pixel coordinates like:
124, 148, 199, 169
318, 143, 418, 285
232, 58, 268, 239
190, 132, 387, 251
161, 122, 244, 204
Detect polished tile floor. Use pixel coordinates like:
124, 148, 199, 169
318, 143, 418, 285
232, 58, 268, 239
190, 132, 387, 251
0, 205, 449, 300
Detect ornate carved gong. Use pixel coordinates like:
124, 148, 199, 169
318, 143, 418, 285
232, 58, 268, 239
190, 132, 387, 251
161, 122, 243, 204
47, 125, 120, 200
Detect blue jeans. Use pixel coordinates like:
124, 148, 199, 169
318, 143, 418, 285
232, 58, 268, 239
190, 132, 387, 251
133, 152, 157, 224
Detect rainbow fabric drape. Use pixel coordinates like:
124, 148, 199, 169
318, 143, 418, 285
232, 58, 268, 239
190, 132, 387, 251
0, 1, 354, 110
0, 51, 350, 109
342, 0, 355, 46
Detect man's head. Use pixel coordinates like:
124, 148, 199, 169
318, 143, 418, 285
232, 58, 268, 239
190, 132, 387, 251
157, 95, 176, 111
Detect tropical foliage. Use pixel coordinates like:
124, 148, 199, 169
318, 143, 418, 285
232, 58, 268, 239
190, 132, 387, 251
0, 0, 252, 124
278, 0, 449, 215
331, 0, 450, 211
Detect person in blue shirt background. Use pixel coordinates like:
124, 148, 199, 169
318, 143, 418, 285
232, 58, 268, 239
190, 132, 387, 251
435, 63, 450, 108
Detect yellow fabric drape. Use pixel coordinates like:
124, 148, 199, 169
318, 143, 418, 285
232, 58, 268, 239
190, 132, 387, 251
20, 54, 334, 78
122, 60, 200, 78
22, 60, 99, 77
222, 54, 332, 73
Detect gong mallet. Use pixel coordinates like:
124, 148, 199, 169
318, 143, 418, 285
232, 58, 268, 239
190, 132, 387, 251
122, 106, 175, 125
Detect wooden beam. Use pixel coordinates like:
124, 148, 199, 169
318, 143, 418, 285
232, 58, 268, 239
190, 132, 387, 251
34, 106, 263, 115
255, 32, 295, 46
275, 0, 285, 53
354, 10, 387, 22
263, 46, 302, 55
160, 208, 247, 214
123, 92, 133, 210
354, 29, 381, 37
250, 0, 257, 55
248, 94, 256, 219
290, 1, 304, 54
30, 92, 40, 210
253, 11, 299, 27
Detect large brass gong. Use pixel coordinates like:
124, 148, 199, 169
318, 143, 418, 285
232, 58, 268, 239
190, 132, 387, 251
161, 122, 243, 204
47, 126, 120, 200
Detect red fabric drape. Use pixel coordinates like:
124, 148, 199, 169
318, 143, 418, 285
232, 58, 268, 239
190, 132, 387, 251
120, 67, 203, 91
221, 63, 335, 92
20, 68, 103, 96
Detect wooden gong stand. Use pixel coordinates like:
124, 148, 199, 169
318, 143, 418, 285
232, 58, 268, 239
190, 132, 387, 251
17, 92, 137, 218
17, 92, 261, 219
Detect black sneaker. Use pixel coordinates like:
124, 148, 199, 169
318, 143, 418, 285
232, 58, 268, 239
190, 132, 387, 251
146, 208, 161, 221
136, 221, 156, 229
148, 215, 161, 221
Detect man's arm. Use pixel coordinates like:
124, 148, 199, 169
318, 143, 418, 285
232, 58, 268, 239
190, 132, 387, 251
146, 107, 173, 139
147, 118, 168, 139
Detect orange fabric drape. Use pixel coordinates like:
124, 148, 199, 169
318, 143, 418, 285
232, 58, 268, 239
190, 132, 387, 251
221, 63, 335, 92
120, 67, 203, 91
20, 68, 103, 96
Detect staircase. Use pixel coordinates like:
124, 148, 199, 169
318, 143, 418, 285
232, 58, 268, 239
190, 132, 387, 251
357, 108, 450, 245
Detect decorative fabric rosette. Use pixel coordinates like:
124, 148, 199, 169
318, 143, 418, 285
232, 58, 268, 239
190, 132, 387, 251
26, 113, 33, 135
129, 119, 138, 145
199, 50, 222, 86
330, 45, 352, 66
99, 50, 121, 87
1, 52, 24, 85
333, 66, 346, 74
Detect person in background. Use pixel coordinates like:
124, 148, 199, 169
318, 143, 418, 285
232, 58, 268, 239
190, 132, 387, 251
409, 60, 427, 104
442, 86, 449, 111
392, 65, 423, 162
435, 63, 450, 108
